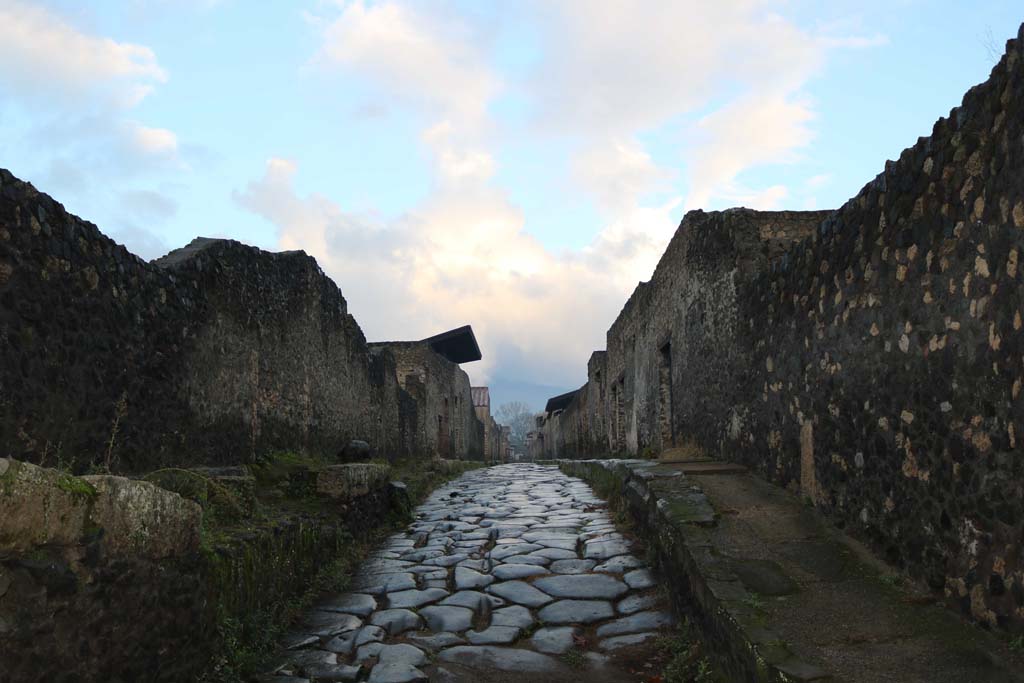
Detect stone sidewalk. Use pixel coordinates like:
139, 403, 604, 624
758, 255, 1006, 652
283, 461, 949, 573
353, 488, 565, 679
267, 463, 677, 682
561, 458, 1024, 682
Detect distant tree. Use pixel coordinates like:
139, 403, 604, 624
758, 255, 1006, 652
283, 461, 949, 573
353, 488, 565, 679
495, 401, 535, 446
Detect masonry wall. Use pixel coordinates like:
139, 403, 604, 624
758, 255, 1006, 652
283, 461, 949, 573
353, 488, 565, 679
0, 170, 423, 472
542, 210, 827, 459
377, 343, 484, 459
543, 24, 1024, 630
473, 405, 501, 464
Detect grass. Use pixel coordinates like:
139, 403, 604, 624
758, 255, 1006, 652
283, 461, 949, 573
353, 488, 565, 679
655, 627, 719, 683
879, 573, 904, 588
199, 528, 378, 683
741, 592, 766, 611
191, 451, 484, 682
663, 440, 709, 461
562, 648, 586, 669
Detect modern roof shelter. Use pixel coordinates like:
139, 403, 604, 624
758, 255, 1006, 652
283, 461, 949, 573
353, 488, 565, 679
421, 325, 482, 364
544, 390, 578, 414
369, 325, 482, 364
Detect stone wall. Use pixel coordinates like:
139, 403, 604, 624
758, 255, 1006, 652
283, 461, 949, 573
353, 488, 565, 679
372, 342, 484, 459
541, 25, 1024, 630
0, 458, 208, 682
0, 170, 457, 471
540, 209, 828, 459
471, 386, 507, 463
0, 456, 417, 682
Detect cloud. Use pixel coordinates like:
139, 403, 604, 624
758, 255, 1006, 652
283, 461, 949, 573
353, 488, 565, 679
128, 123, 179, 157
0, 0, 165, 106
314, 0, 498, 126
285, 0, 880, 397
527, 1, 829, 211
573, 138, 670, 215
236, 157, 678, 388
107, 223, 172, 261
0, 0, 187, 251
805, 173, 831, 189
120, 189, 179, 222
686, 92, 816, 209
529, 1, 819, 137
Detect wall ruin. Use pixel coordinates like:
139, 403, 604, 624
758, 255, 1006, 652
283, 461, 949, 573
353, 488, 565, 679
540, 24, 1024, 630
370, 342, 484, 460
0, 170, 479, 471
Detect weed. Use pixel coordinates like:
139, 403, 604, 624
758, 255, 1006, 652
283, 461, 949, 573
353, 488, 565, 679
197, 453, 479, 681
101, 392, 128, 474
695, 657, 715, 682
742, 592, 766, 611
880, 573, 903, 588
657, 625, 719, 683
1009, 634, 1024, 652
562, 648, 586, 669
666, 440, 708, 461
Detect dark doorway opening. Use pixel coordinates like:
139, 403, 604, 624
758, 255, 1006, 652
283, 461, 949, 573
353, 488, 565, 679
658, 341, 675, 449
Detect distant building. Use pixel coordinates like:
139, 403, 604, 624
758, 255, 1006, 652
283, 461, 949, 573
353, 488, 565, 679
369, 326, 485, 459
471, 386, 504, 462
500, 425, 512, 462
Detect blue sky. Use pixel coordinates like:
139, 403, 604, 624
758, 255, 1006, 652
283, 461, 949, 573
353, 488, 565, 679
0, 1, 1021, 410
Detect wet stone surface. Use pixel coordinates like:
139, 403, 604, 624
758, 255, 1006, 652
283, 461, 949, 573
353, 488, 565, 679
268, 464, 675, 682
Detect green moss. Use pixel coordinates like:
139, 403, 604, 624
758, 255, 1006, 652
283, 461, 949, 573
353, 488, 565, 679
55, 473, 97, 500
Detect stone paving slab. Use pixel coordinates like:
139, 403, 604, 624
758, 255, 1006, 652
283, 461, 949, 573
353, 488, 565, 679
267, 464, 677, 682
560, 459, 1024, 683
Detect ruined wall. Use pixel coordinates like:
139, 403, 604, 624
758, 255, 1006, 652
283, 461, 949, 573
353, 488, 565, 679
729, 28, 1024, 628
0, 458, 207, 683
543, 25, 1024, 629
375, 343, 484, 459
543, 210, 827, 459
157, 238, 417, 463
471, 387, 500, 462
0, 170, 417, 471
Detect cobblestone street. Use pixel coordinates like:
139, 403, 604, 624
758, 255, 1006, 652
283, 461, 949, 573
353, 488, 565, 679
270, 463, 676, 682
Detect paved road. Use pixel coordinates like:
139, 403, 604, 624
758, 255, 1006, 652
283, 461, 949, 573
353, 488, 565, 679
269, 463, 676, 682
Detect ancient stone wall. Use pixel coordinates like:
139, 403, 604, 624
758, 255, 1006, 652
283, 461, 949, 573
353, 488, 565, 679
156, 238, 418, 463
542, 23, 1024, 630
0, 170, 432, 471
0, 459, 208, 682
471, 386, 501, 462
374, 343, 484, 459
542, 209, 827, 459
0, 456, 419, 682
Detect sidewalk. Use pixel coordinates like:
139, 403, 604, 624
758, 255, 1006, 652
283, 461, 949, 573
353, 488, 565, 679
559, 458, 1023, 682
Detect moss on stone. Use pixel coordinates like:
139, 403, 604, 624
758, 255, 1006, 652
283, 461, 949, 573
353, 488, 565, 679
55, 473, 97, 500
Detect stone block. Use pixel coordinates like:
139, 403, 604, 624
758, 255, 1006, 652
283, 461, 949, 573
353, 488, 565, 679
316, 464, 390, 500
82, 475, 202, 559
190, 465, 257, 516
0, 458, 95, 551
0, 459, 202, 560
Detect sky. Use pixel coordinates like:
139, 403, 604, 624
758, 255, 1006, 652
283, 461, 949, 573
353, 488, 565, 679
0, 1, 1021, 411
